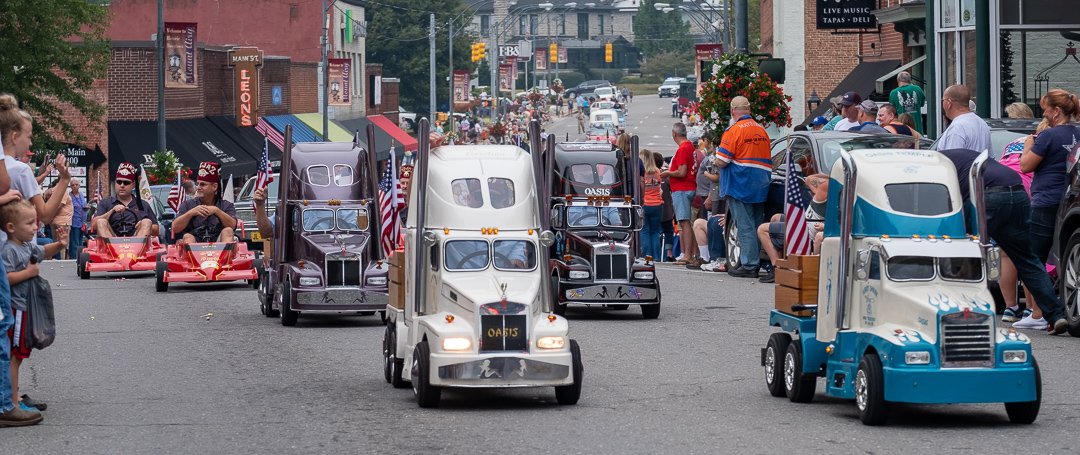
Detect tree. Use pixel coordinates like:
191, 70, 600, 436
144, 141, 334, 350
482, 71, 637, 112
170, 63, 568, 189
366, 0, 477, 115
634, 0, 694, 59
0, 1, 110, 148
640, 50, 694, 82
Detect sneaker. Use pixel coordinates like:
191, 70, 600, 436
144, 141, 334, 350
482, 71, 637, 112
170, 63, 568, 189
728, 267, 759, 278
0, 406, 42, 427
1002, 306, 1022, 323
701, 259, 727, 273
1012, 315, 1048, 330
20, 395, 46, 411
1048, 318, 1069, 335
18, 402, 39, 413
1023, 308, 1033, 319
760, 268, 775, 283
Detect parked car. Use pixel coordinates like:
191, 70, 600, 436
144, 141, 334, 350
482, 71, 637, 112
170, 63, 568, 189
723, 131, 933, 271
658, 77, 683, 97
593, 86, 617, 101
565, 80, 612, 99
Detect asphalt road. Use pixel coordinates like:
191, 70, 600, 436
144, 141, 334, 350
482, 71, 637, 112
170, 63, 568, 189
4, 257, 1078, 453
544, 94, 684, 157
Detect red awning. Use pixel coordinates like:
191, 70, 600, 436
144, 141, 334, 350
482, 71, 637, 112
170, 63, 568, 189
368, 115, 418, 152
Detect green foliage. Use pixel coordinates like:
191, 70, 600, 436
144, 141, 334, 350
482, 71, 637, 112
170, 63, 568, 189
640, 50, 694, 83
634, 0, 694, 59
556, 72, 586, 90
366, 0, 477, 115
0, 0, 110, 148
697, 53, 793, 141
590, 69, 624, 84
143, 150, 191, 185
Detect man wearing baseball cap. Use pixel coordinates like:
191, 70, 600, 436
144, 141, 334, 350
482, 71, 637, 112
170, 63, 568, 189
851, 100, 889, 133
172, 161, 237, 243
833, 91, 862, 131
89, 162, 158, 238
809, 116, 829, 131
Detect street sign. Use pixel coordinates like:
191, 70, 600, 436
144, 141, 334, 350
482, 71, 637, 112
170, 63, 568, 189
517, 40, 532, 61
498, 45, 519, 57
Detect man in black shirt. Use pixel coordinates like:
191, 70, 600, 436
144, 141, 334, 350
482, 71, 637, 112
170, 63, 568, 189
172, 161, 237, 244
90, 162, 157, 238
938, 148, 1068, 335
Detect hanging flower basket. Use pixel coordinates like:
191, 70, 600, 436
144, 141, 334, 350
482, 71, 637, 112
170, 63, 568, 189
551, 78, 564, 94
144, 150, 190, 185
697, 53, 793, 142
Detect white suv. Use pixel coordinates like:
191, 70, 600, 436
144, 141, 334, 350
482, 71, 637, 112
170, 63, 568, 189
658, 78, 682, 97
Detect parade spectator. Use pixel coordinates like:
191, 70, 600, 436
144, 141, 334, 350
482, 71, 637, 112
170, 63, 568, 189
888, 71, 925, 133
1005, 102, 1034, 119
898, 113, 918, 134
757, 173, 828, 283
851, 100, 888, 133
640, 149, 663, 260
2, 199, 65, 415
0, 110, 71, 239
939, 147, 1069, 335
661, 122, 698, 265
172, 161, 237, 244
695, 151, 727, 273
90, 163, 157, 238
68, 180, 86, 260
822, 96, 845, 131
714, 96, 772, 278
935, 85, 991, 152
182, 179, 196, 199
833, 92, 862, 131
459, 117, 471, 144
809, 116, 829, 131
657, 153, 676, 261
34, 161, 52, 186
576, 111, 586, 134
671, 96, 679, 118
47, 181, 73, 259
1015, 88, 1080, 331
998, 119, 1042, 323
878, 104, 921, 139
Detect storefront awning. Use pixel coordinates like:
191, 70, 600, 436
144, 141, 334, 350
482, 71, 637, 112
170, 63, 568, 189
294, 113, 356, 142
207, 116, 283, 164
875, 55, 927, 95
804, 60, 902, 123
369, 115, 418, 152
108, 118, 258, 179
264, 115, 324, 143
335, 115, 417, 162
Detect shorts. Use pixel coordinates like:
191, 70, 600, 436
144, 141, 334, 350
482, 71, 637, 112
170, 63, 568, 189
672, 190, 695, 221
768, 222, 784, 251
7, 309, 31, 359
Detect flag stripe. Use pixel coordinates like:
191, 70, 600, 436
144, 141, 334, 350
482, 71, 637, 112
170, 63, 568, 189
783, 150, 813, 256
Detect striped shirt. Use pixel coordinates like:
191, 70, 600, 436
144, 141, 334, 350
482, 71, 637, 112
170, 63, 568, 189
717, 116, 772, 203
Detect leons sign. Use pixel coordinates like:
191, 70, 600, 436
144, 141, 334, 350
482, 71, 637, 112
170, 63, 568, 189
228, 47, 264, 127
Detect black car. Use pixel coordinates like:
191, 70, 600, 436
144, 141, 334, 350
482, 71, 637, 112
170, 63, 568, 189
723, 131, 933, 271
565, 80, 612, 99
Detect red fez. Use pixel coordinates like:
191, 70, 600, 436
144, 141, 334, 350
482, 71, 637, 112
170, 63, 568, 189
116, 162, 137, 181
197, 161, 221, 184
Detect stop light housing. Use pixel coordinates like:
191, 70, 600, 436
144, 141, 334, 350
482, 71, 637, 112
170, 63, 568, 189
477, 42, 486, 61
605, 42, 613, 63
549, 43, 558, 63
470, 43, 479, 62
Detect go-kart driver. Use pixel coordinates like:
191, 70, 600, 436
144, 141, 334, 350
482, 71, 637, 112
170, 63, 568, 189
172, 161, 237, 244
90, 162, 158, 238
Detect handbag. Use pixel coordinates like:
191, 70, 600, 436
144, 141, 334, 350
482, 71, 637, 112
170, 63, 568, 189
27, 276, 56, 350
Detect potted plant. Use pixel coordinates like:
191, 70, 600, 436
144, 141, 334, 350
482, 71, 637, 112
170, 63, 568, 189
143, 150, 190, 185
697, 53, 793, 142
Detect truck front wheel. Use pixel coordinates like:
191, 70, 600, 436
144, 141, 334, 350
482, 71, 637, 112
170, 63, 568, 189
413, 340, 441, 408
1004, 359, 1041, 424
764, 333, 791, 397
554, 339, 583, 405
784, 342, 816, 403
855, 353, 889, 425
1058, 231, 1080, 337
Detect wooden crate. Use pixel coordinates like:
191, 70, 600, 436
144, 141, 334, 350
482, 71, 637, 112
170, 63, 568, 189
774, 285, 816, 317
389, 262, 405, 285
773, 254, 820, 317
775, 268, 817, 292
389, 279, 405, 310
389, 250, 404, 268
775, 255, 820, 275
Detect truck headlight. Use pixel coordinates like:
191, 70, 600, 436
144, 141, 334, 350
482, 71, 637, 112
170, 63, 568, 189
299, 277, 321, 286
904, 351, 930, 365
367, 277, 387, 286
1003, 350, 1028, 363
568, 270, 590, 280
537, 336, 565, 349
442, 337, 472, 351
633, 271, 654, 280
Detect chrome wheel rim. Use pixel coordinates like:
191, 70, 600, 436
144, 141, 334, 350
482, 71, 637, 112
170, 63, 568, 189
765, 346, 777, 385
855, 369, 869, 411
727, 221, 741, 268
783, 351, 796, 391
1067, 242, 1080, 319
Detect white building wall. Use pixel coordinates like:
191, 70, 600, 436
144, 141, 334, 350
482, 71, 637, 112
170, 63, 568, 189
774, 0, 805, 132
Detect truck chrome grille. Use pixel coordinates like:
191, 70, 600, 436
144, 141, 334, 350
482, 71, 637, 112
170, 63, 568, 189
940, 312, 994, 368
595, 253, 629, 280
326, 255, 361, 287
479, 314, 528, 352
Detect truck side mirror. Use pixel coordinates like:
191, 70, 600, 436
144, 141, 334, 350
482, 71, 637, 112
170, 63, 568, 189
984, 246, 1001, 282
551, 206, 564, 229
855, 249, 871, 280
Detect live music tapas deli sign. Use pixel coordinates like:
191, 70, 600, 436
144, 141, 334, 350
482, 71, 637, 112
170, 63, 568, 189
228, 47, 263, 127
816, 0, 877, 30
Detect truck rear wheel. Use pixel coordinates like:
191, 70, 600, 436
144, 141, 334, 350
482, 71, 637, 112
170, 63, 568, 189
1059, 231, 1080, 337
783, 342, 816, 403
764, 333, 791, 397
1005, 359, 1041, 424
555, 339, 583, 405
855, 353, 889, 425
280, 281, 299, 327
413, 340, 441, 408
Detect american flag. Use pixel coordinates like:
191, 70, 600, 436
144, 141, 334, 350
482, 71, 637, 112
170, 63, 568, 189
166, 167, 184, 212
378, 146, 401, 257
255, 137, 274, 191
784, 151, 813, 256
93, 171, 103, 203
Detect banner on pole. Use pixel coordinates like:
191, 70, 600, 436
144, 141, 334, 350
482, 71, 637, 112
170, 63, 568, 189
535, 49, 547, 70
453, 70, 470, 103
164, 22, 198, 88
498, 64, 513, 92
328, 58, 352, 106
557, 46, 568, 64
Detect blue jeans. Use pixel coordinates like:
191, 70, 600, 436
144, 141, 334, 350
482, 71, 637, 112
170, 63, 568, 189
641, 205, 663, 260
661, 218, 675, 259
69, 226, 84, 259
728, 197, 764, 270
0, 259, 13, 413
989, 189, 1065, 323
706, 214, 726, 260
1028, 205, 1057, 264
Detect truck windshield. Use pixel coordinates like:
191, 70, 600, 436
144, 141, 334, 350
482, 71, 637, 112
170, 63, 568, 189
303, 209, 336, 231
939, 257, 983, 281
886, 256, 935, 281
566, 206, 632, 228
492, 240, 536, 271
444, 240, 489, 271
336, 208, 368, 231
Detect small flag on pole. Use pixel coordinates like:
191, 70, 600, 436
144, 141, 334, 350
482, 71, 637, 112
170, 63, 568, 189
783, 151, 812, 256
166, 167, 184, 212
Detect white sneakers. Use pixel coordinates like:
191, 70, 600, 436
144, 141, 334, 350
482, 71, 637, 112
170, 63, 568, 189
700, 259, 726, 272
1012, 315, 1048, 330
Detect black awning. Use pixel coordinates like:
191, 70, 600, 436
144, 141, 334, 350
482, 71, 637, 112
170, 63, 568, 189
108, 118, 259, 179
804, 60, 902, 124
207, 116, 283, 163
336, 117, 399, 162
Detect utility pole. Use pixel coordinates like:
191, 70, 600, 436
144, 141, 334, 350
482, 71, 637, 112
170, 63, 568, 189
320, 0, 329, 139
156, 0, 165, 153
735, 0, 747, 53
429, 13, 436, 119
490, 32, 498, 123
448, 20, 455, 141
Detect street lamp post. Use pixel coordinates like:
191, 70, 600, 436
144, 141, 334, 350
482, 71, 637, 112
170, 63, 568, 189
655, 1, 729, 50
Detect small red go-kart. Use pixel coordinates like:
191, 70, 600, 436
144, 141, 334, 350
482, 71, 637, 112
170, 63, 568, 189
155, 239, 258, 292
77, 235, 166, 279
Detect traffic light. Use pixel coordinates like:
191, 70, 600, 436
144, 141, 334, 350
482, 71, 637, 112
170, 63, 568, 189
549, 43, 558, 63
470, 43, 479, 62
471, 42, 487, 62
605, 42, 613, 63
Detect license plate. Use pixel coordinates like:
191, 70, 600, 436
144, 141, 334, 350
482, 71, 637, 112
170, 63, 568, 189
480, 315, 527, 352
250, 232, 262, 241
